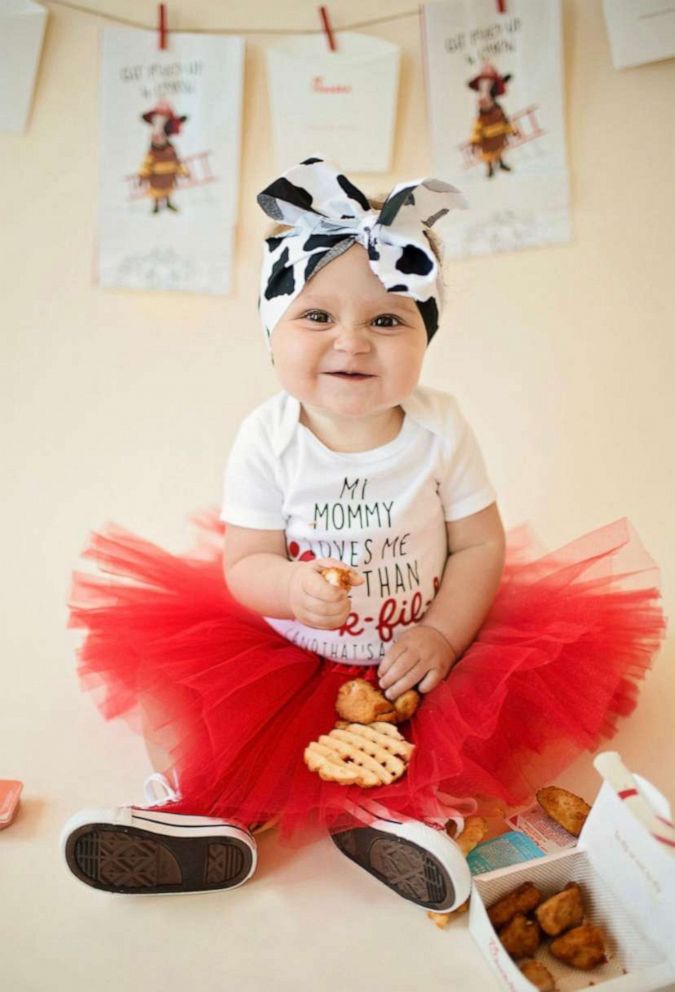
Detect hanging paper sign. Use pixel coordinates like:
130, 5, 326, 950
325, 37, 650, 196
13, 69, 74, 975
265, 32, 400, 173
98, 27, 244, 294
602, 0, 675, 70
0, 0, 48, 133
421, 0, 570, 258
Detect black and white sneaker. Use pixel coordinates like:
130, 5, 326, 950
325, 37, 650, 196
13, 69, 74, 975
61, 774, 257, 895
331, 815, 471, 913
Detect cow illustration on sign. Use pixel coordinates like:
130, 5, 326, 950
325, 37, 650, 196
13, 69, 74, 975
138, 100, 190, 214
467, 63, 520, 179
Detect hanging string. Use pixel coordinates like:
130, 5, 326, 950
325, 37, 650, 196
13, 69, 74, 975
43, 0, 419, 35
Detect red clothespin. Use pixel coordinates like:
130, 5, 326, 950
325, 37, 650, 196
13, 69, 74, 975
158, 4, 168, 50
496, 0, 507, 12
318, 6, 337, 52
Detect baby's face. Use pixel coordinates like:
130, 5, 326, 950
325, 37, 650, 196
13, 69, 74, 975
270, 245, 428, 421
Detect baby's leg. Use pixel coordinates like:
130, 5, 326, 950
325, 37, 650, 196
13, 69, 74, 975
138, 690, 277, 835
138, 686, 193, 780
141, 700, 175, 775
62, 683, 259, 894
331, 814, 471, 913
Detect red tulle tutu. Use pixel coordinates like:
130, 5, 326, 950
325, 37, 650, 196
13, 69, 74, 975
68, 513, 666, 847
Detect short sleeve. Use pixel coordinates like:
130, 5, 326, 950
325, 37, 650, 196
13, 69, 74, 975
439, 403, 497, 522
219, 416, 286, 530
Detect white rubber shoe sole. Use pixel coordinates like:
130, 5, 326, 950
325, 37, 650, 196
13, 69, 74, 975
331, 816, 471, 912
61, 806, 257, 895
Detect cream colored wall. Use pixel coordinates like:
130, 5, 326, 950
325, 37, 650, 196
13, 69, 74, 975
2, 0, 673, 822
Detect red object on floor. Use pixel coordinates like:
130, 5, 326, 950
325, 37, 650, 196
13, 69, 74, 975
0, 780, 23, 829
68, 514, 666, 848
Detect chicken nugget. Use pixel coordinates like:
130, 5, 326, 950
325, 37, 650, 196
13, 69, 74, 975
427, 900, 469, 928
535, 882, 585, 936
499, 913, 542, 959
455, 815, 488, 856
519, 960, 557, 991
392, 688, 421, 723
550, 924, 607, 970
487, 881, 543, 928
320, 566, 354, 590
536, 786, 591, 838
335, 678, 396, 725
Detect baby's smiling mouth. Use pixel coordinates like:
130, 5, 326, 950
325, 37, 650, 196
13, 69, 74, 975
325, 371, 375, 380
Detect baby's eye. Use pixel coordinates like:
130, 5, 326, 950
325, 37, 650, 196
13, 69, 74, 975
298, 310, 402, 328
301, 310, 332, 323
372, 314, 401, 328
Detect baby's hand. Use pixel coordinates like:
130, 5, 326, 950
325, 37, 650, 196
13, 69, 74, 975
287, 558, 364, 631
377, 625, 458, 700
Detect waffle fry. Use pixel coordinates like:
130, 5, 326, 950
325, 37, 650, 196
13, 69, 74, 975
304, 721, 415, 788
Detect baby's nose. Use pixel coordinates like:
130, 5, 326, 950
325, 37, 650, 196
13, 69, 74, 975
333, 324, 372, 349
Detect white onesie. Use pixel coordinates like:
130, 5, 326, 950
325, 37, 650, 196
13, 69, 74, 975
220, 384, 497, 664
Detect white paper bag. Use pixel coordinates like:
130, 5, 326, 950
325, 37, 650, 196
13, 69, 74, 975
98, 27, 244, 295
265, 32, 400, 173
602, 0, 675, 70
0, 0, 47, 133
581, 775, 675, 973
422, 0, 571, 258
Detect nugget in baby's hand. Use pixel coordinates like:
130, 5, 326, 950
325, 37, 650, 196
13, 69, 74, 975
320, 566, 359, 590
392, 688, 421, 722
335, 678, 420, 726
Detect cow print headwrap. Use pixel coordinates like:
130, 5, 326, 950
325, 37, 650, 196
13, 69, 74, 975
256, 156, 467, 352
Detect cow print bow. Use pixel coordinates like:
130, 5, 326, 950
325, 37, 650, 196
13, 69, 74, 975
256, 155, 467, 352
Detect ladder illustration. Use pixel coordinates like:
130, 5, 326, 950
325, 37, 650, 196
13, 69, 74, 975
125, 150, 217, 200
457, 105, 545, 170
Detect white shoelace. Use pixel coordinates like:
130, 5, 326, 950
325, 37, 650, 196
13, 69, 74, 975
143, 771, 181, 806
139, 773, 280, 835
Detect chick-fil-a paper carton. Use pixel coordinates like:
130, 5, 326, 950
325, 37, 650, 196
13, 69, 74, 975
468, 754, 675, 992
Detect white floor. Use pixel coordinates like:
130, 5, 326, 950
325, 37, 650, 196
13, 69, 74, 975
4, 794, 505, 991
6, 771, 675, 992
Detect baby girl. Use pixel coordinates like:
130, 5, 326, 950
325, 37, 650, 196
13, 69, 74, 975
62, 157, 664, 912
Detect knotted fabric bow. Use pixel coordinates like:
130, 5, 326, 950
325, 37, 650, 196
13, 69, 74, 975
256, 156, 467, 351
